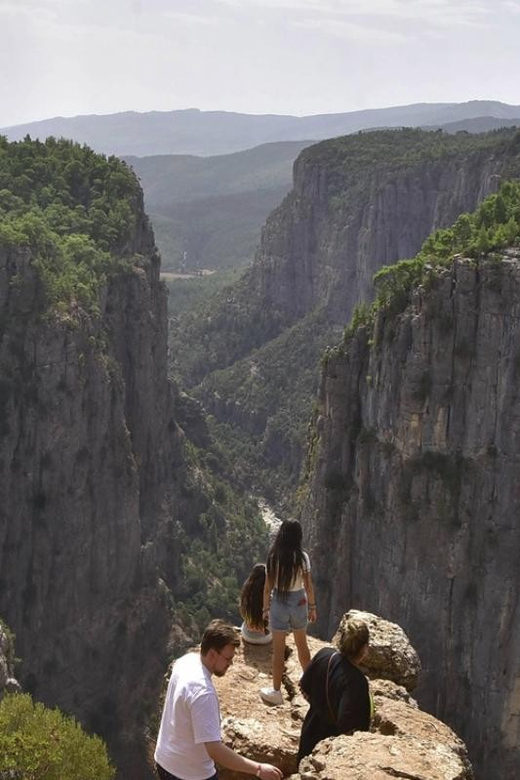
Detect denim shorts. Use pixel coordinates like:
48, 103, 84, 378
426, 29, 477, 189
269, 589, 308, 631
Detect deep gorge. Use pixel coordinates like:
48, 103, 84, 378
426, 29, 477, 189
3, 128, 520, 778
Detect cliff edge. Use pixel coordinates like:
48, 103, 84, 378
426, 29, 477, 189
211, 611, 473, 780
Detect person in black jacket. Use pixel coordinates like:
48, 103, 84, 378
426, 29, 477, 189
297, 617, 371, 764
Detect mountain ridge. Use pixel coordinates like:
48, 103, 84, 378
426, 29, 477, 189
4, 100, 520, 157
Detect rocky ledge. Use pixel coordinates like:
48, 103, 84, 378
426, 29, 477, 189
213, 611, 473, 780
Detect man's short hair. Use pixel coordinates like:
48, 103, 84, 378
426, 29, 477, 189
200, 619, 240, 655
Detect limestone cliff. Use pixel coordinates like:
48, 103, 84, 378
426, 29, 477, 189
252, 128, 520, 326
301, 251, 520, 779
175, 128, 520, 494
0, 190, 179, 777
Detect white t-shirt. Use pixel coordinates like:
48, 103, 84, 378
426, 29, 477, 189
287, 550, 311, 590
155, 651, 221, 780
273, 551, 311, 592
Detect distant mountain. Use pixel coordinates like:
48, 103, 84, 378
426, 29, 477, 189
125, 140, 311, 269
427, 116, 520, 134
3, 101, 520, 157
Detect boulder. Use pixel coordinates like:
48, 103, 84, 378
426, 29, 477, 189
293, 732, 473, 780
334, 609, 422, 691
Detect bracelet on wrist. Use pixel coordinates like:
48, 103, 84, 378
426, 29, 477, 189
309, 603, 316, 608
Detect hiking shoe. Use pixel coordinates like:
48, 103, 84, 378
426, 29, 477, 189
260, 687, 283, 705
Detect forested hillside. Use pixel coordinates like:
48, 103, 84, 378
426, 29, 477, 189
126, 141, 310, 270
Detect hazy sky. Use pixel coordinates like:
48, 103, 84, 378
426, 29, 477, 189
1, 0, 519, 127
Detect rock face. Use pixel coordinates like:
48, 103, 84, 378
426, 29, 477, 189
248, 129, 520, 331
301, 253, 520, 779
0, 621, 20, 697
0, 198, 180, 777
212, 612, 472, 780
183, 129, 520, 493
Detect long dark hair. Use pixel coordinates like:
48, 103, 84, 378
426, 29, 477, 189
240, 563, 267, 630
267, 520, 305, 600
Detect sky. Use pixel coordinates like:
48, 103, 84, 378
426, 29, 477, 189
1, 0, 520, 127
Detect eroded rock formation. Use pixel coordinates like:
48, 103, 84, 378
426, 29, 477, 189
212, 611, 472, 780
301, 252, 520, 778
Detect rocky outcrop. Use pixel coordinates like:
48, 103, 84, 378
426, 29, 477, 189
0, 201, 180, 777
212, 612, 472, 780
301, 252, 520, 779
334, 609, 422, 691
0, 621, 20, 697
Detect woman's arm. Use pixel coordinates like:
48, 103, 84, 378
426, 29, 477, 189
262, 567, 274, 621
303, 568, 317, 623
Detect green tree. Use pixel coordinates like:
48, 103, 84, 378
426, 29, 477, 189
0, 693, 115, 780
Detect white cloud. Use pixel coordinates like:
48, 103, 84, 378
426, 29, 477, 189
295, 16, 407, 43
215, 0, 492, 29
161, 10, 218, 25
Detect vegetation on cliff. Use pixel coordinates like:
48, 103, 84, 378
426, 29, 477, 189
339, 178, 520, 345
171, 439, 269, 630
0, 135, 144, 313
0, 693, 114, 779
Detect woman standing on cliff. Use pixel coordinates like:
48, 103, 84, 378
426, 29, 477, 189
297, 617, 371, 764
260, 519, 316, 705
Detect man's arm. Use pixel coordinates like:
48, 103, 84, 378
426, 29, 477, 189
205, 741, 283, 780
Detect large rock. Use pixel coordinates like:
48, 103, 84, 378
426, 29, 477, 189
334, 609, 422, 691
294, 732, 472, 780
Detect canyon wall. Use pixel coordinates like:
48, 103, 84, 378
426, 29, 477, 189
301, 252, 520, 779
186, 129, 520, 493
253, 129, 520, 325
0, 199, 180, 778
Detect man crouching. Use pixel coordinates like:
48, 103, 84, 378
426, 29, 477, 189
155, 619, 283, 780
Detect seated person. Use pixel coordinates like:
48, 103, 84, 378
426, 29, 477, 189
240, 563, 273, 645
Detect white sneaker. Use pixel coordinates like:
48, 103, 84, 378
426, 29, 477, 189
260, 687, 283, 705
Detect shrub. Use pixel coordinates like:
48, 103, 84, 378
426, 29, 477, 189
0, 693, 115, 780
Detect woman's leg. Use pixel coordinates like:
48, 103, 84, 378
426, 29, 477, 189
272, 629, 286, 690
293, 627, 311, 672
